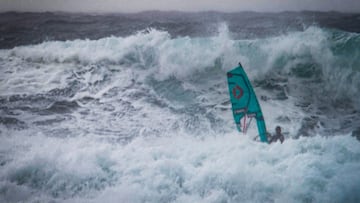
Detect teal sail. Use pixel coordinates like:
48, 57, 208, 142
227, 63, 268, 143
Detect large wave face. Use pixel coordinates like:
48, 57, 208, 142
1, 12, 360, 203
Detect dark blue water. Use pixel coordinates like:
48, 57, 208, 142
1, 11, 360, 49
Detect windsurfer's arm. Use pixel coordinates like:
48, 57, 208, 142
279, 134, 285, 143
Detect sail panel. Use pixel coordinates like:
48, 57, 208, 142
227, 64, 268, 143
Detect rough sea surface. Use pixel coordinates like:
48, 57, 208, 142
1, 11, 360, 203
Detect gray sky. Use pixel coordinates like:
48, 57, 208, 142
1, 0, 360, 13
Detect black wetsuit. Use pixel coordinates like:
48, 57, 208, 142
269, 132, 284, 144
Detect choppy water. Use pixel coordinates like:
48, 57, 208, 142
0, 11, 360, 203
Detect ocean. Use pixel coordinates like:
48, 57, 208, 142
1, 11, 360, 203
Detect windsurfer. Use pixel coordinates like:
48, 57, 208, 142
268, 126, 285, 144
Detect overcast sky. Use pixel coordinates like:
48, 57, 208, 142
1, 0, 360, 13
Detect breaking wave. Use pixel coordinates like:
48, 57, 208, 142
1, 22, 360, 202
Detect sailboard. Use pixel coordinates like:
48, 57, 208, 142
227, 63, 268, 143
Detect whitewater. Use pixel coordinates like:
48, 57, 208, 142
0, 11, 360, 203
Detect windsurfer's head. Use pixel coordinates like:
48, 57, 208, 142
275, 126, 281, 133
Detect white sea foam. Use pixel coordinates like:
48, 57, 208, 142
0, 133, 359, 203
2, 25, 358, 101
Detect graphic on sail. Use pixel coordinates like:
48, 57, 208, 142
227, 63, 268, 143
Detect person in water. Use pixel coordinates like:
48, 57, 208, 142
268, 126, 285, 144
